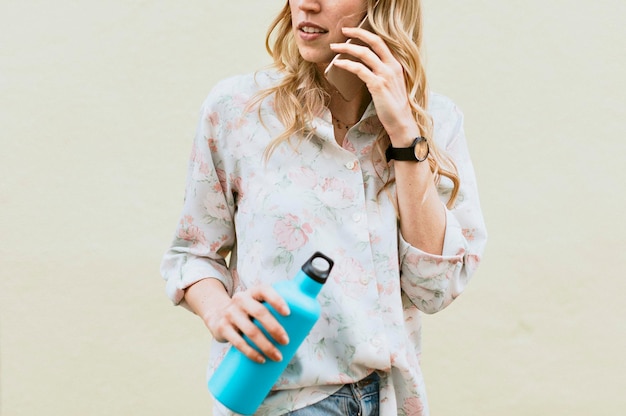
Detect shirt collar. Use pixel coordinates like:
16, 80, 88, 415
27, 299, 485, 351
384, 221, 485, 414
307, 100, 383, 142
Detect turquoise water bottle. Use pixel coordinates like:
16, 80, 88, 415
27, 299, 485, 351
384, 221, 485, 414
208, 252, 334, 415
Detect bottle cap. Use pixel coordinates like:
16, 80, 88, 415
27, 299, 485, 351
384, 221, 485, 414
302, 252, 334, 284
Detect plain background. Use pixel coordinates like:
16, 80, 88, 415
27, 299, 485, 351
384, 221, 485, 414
1, 0, 625, 415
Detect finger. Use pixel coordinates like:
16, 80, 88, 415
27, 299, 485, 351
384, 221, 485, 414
244, 287, 290, 345
229, 289, 289, 359
221, 324, 268, 364
252, 285, 291, 317
341, 26, 397, 65
329, 57, 378, 87
228, 306, 284, 362
329, 42, 383, 73
330, 39, 402, 85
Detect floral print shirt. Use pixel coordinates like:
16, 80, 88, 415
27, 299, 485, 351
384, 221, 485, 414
161, 69, 487, 416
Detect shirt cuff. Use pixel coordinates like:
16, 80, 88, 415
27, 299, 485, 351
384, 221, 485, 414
399, 208, 466, 260
162, 254, 233, 305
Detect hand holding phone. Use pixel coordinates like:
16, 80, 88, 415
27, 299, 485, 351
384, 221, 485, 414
324, 17, 373, 101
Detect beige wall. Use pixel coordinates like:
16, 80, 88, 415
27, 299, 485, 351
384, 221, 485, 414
1, 1, 624, 415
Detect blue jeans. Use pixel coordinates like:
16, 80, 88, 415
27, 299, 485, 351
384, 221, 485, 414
286, 372, 380, 416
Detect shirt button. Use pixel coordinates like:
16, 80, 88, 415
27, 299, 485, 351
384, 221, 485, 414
352, 213, 362, 223
345, 160, 357, 170
360, 275, 369, 285
371, 337, 382, 347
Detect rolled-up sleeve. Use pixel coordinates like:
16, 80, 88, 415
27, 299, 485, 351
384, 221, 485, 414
399, 99, 487, 314
160, 89, 237, 305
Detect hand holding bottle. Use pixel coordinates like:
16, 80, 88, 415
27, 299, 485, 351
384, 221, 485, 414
183, 278, 291, 364
207, 284, 291, 363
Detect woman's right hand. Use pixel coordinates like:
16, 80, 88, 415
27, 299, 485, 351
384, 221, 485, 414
203, 283, 291, 364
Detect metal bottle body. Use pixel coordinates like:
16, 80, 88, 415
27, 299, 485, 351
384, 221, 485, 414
208, 253, 332, 415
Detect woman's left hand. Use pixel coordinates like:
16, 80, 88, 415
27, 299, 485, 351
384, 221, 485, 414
330, 26, 419, 147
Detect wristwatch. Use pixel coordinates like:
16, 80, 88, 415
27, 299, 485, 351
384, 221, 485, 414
385, 137, 429, 162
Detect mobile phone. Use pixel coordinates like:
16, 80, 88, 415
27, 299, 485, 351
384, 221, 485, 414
324, 17, 373, 101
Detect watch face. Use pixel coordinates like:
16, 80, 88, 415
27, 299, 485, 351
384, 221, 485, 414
413, 137, 429, 161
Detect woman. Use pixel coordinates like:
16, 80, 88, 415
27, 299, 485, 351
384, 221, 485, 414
161, 0, 487, 414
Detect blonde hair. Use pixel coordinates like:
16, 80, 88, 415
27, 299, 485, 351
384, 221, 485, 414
253, 0, 459, 208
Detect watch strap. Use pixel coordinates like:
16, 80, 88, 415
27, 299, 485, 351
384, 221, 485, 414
385, 137, 429, 162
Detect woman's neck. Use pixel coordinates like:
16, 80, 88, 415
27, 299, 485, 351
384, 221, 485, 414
316, 63, 371, 144
327, 84, 371, 130
325, 85, 370, 145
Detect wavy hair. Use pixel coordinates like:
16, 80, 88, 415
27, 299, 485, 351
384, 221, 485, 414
252, 0, 459, 208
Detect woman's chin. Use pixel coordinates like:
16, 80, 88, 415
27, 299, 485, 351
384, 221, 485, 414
298, 49, 335, 66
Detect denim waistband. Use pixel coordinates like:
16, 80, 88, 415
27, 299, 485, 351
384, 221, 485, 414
327, 371, 380, 400
353, 372, 380, 389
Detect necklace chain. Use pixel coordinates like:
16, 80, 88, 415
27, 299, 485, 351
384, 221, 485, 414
332, 114, 357, 130
330, 89, 360, 130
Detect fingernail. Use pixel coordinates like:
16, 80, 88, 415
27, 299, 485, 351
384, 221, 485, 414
281, 334, 290, 345
274, 351, 283, 362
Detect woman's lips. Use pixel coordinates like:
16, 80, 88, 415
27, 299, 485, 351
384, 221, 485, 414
297, 22, 328, 40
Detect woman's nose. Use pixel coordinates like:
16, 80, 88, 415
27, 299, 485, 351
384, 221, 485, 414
297, 0, 321, 14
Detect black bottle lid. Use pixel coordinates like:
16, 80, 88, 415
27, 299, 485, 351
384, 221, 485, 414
302, 252, 334, 284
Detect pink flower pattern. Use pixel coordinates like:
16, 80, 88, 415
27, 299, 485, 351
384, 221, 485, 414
176, 216, 207, 247
403, 396, 425, 414
274, 214, 313, 250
